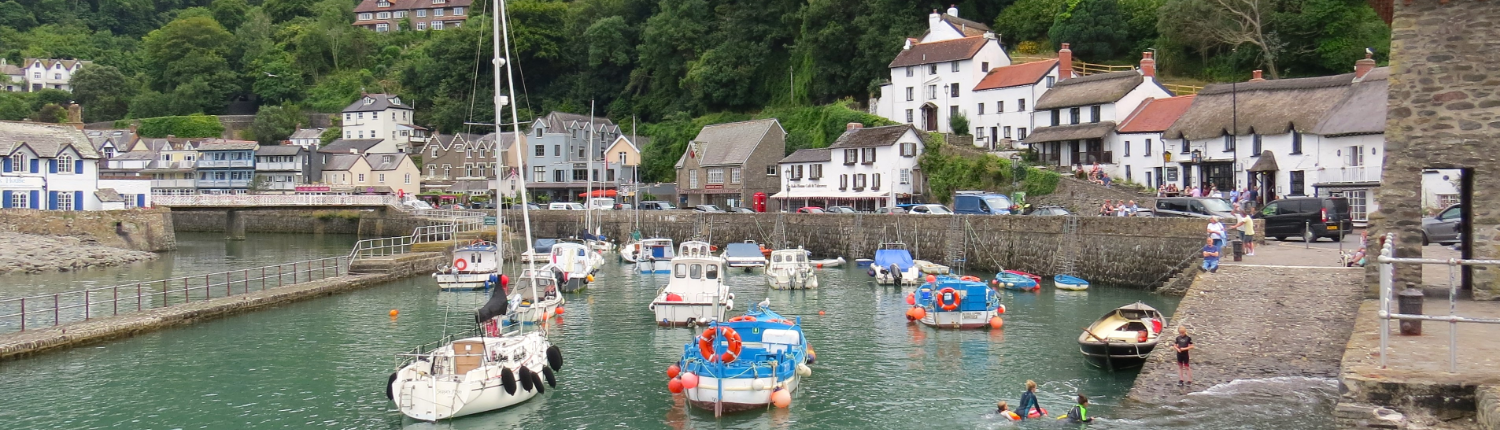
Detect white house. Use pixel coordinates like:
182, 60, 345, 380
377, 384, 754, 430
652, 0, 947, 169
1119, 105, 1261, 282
1162, 54, 1388, 223
0, 122, 102, 210
1024, 49, 1173, 170
773, 124, 925, 210
1112, 94, 1195, 188
254, 145, 311, 192
96, 178, 152, 208
340, 94, 421, 153
288, 128, 324, 148
873, 6, 1009, 134
1422, 169, 1461, 213
11, 58, 89, 92
969, 59, 1066, 150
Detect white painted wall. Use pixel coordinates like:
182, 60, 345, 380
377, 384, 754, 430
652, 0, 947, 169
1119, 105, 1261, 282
341, 107, 415, 153
969, 66, 1059, 150
98, 178, 153, 208
1422, 169, 1462, 212
873, 11, 1009, 134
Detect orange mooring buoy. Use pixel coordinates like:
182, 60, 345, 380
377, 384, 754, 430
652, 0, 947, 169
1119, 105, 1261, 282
389, 309, 399, 317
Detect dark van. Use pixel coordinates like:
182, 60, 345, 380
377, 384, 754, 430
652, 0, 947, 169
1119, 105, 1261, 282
1257, 197, 1353, 242
1153, 197, 1236, 219
952, 191, 1013, 215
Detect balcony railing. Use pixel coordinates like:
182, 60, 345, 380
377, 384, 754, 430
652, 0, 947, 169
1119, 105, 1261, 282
1327, 165, 1379, 183
146, 161, 195, 170
255, 162, 301, 171
154, 194, 401, 207
150, 179, 196, 188
195, 178, 253, 188
197, 159, 254, 168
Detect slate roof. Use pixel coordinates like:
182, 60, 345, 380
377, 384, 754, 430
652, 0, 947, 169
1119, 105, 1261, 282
289, 128, 324, 140
94, 188, 124, 203
0, 121, 100, 159
365, 153, 408, 171
1116, 95, 1196, 134
533, 111, 619, 134
109, 151, 156, 160
1310, 67, 1390, 137
889, 36, 991, 68
0, 63, 20, 75
85, 129, 137, 150
829, 125, 917, 149
1034, 71, 1147, 110
197, 140, 259, 151
254, 145, 304, 156
973, 60, 1057, 91
320, 139, 383, 154
25, 58, 90, 70
684, 118, 784, 167
322, 153, 363, 171
1023, 121, 1118, 144
1164, 73, 1359, 141
136, 138, 202, 152
342, 94, 411, 113
779, 148, 832, 164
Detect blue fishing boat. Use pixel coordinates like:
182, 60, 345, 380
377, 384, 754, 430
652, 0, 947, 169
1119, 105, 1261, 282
670, 301, 813, 415
1054, 274, 1090, 291
992, 271, 1040, 291
909, 276, 1004, 329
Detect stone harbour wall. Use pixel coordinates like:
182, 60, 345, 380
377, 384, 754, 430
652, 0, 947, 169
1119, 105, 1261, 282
521, 210, 1209, 288
170, 209, 426, 238
0, 232, 158, 274
0, 208, 175, 252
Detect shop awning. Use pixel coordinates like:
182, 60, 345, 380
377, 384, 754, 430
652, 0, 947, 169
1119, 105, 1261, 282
770, 190, 889, 199
1247, 151, 1279, 172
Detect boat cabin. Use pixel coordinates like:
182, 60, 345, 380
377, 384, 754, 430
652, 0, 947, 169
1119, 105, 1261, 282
769, 249, 809, 265
641, 238, 675, 260
513, 269, 560, 299
550, 242, 591, 274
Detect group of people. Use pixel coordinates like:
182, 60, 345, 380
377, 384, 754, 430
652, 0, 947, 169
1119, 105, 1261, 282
1083, 163, 1113, 187
1201, 209, 1257, 273
1097, 199, 1143, 217
993, 380, 1096, 423
1158, 184, 1264, 213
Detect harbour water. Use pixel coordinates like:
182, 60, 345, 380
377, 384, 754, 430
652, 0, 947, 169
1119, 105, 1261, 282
0, 233, 1336, 429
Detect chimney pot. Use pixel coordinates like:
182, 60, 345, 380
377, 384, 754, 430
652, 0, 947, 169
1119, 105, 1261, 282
847, 122, 864, 131
1140, 51, 1156, 78
1354, 51, 1377, 80
947, 5, 958, 17
1058, 43, 1074, 80
1250, 70, 1264, 82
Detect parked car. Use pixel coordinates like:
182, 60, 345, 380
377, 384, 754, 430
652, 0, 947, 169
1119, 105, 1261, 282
614, 203, 634, 210
639, 201, 677, 210
403, 199, 434, 210
729, 207, 757, 213
826, 206, 859, 214
1422, 204, 1463, 246
1153, 197, 1237, 219
875, 207, 906, 214
1256, 196, 1353, 242
1133, 208, 1156, 217
906, 204, 953, 215
952, 191, 1013, 215
796, 206, 825, 214
548, 202, 586, 210
694, 204, 726, 213
1027, 206, 1072, 216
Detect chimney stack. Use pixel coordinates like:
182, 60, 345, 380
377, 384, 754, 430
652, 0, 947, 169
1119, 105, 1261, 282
1140, 51, 1156, 78
947, 5, 958, 17
904, 38, 916, 50
1058, 43, 1074, 81
1354, 51, 1376, 80
846, 122, 864, 131
1250, 70, 1265, 82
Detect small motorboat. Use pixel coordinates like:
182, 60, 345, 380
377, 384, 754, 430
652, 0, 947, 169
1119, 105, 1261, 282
722, 240, 769, 269
993, 271, 1039, 291
433, 241, 500, 291
520, 238, 558, 264
914, 260, 950, 275
1078, 302, 1166, 370
765, 248, 818, 290
549, 241, 597, 293
1054, 274, 1090, 291
869, 242, 921, 286
854, 258, 874, 268
1004, 269, 1042, 284
907, 276, 1004, 329
634, 238, 675, 274
670, 301, 812, 415
500, 268, 565, 327
809, 256, 845, 269
650, 241, 734, 326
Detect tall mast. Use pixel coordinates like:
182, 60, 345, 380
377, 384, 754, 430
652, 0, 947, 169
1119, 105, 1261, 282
496, 0, 539, 305
587, 100, 595, 234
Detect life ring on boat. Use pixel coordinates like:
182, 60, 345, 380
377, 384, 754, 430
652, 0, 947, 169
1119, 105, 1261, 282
960, 275, 981, 282
935, 287, 961, 311
698, 327, 743, 363
454, 258, 468, 271
1137, 330, 1149, 343
729, 315, 757, 323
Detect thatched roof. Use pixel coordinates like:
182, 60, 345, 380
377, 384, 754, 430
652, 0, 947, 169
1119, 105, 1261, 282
1247, 151, 1278, 172
1311, 67, 1389, 137
1023, 121, 1117, 143
1034, 71, 1144, 110
1163, 73, 1356, 141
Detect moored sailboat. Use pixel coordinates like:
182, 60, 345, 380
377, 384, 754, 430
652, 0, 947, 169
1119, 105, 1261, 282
433, 240, 500, 291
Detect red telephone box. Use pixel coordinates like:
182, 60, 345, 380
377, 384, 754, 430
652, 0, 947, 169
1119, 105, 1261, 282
752, 192, 767, 212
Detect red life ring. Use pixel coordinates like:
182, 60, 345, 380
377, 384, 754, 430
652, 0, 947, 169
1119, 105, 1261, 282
1137, 330, 1149, 343
935, 287, 961, 311
729, 315, 757, 322
454, 258, 468, 271
959, 275, 981, 282
697, 327, 743, 363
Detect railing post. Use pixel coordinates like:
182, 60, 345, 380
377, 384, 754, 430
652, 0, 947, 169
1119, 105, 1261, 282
322, 258, 327, 279
85, 290, 90, 320
19, 297, 24, 331
137, 283, 142, 311
53, 294, 59, 326
278, 265, 283, 288
205, 274, 210, 301
262, 267, 267, 291
113, 287, 118, 316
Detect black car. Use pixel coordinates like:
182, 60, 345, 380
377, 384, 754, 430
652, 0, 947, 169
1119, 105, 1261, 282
1027, 206, 1072, 216
1153, 197, 1236, 219
1257, 197, 1354, 242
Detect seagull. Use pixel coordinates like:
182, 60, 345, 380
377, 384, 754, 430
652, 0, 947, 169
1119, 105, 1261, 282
759, 297, 771, 309
1365, 47, 1375, 56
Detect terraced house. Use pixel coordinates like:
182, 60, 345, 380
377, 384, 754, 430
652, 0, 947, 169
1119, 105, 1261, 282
353, 0, 471, 32
194, 140, 258, 195
0, 122, 101, 210
525, 112, 621, 202
873, 6, 1009, 135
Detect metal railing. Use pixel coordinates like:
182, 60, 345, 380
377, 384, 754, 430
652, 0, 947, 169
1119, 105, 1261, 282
0, 256, 347, 334
346, 213, 486, 261
1377, 232, 1500, 372
154, 194, 401, 207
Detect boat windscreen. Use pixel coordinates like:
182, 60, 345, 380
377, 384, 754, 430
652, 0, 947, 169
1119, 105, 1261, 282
724, 243, 761, 258
873, 249, 914, 270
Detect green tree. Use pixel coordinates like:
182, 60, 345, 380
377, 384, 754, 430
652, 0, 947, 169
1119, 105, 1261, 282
251, 59, 304, 104
949, 112, 970, 136
70, 65, 135, 122
170, 75, 238, 114
128, 90, 175, 119
0, 92, 30, 120
585, 16, 633, 68
1048, 0, 1132, 60
263, 0, 313, 23
137, 114, 225, 138
28, 88, 70, 112
210, 0, 250, 31
250, 105, 303, 144
320, 126, 341, 145
94, 0, 159, 37
0, 1, 37, 31
31, 103, 66, 123
993, 0, 1067, 44
141, 16, 235, 91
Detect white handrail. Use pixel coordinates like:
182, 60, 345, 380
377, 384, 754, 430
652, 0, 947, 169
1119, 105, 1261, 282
1377, 232, 1500, 372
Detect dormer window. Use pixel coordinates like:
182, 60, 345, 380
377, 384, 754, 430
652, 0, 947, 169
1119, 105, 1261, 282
383, 155, 394, 164
391, 97, 401, 105
377, 0, 390, 6
433, 0, 445, 3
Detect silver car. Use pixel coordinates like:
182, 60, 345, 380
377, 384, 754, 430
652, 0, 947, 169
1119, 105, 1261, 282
907, 204, 953, 215
1422, 204, 1462, 245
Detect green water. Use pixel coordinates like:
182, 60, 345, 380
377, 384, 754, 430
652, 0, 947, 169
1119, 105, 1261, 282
0, 238, 1337, 429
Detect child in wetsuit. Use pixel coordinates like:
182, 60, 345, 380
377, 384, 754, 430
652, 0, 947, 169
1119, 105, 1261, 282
1017, 380, 1044, 420
1065, 394, 1094, 423
1174, 326, 1195, 385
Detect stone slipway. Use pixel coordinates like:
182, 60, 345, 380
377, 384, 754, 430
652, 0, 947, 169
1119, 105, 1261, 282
0, 252, 445, 362
1127, 263, 1365, 403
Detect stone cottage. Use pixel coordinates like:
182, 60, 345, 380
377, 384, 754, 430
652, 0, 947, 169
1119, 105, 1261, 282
675, 118, 786, 210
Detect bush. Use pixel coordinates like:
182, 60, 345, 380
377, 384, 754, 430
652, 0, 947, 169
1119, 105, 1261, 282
918, 134, 1060, 203
948, 112, 970, 136
137, 114, 225, 138
1016, 41, 1044, 55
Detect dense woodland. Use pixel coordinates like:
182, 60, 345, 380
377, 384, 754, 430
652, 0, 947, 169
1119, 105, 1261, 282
0, 0, 1388, 181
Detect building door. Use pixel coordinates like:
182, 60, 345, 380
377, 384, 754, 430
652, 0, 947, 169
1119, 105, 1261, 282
921, 105, 937, 131
990, 127, 998, 149
1202, 162, 1234, 193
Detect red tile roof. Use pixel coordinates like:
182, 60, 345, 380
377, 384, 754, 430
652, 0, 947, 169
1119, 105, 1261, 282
354, 0, 473, 13
888, 37, 990, 68
972, 59, 1057, 91
1116, 95, 1196, 134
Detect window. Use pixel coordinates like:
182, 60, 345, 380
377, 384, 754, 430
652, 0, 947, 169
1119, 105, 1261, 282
359, 12, 372, 20
872, 173, 882, 190
56, 154, 73, 173
1347, 146, 1365, 166
1018, 128, 1027, 140
376, 23, 389, 31
730, 168, 741, 184
1124, 141, 1131, 157
689, 169, 699, 188
1018, 99, 1026, 111
465, 148, 472, 159
1291, 131, 1303, 154
927, 85, 937, 100
996, 101, 1004, 112
377, 11, 390, 19
10, 192, 26, 208
1051, 110, 1061, 126
553, 145, 561, 156
55, 191, 71, 210
573, 169, 588, 181
1003, 126, 1012, 138
839, 174, 848, 190
577, 145, 585, 158
377, 0, 390, 5
977, 103, 985, 115
10, 153, 23, 172
950, 83, 959, 97
432, 21, 443, 30
843, 149, 857, 165
1223, 135, 1235, 151
395, 11, 406, 17
454, 7, 464, 15
981, 62, 990, 72
853, 173, 866, 190
417, 9, 427, 17
416, 22, 426, 30
378, 173, 386, 183
534, 166, 546, 182
929, 64, 937, 74
1180, 139, 1190, 154
427, 165, 435, 177
905, 87, 913, 101
808, 164, 821, 180
1090, 106, 1101, 123
1069, 107, 1080, 124
1290, 171, 1306, 196
607, 169, 616, 182
357, 173, 365, 182
1144, 139, 1153, 156
1046, 76, 1056, 88
1251, 134, 1262, 155
905, 109, 913, 123
767, 165, 778, 176
900, 141, 917, 157
793, 165, 803, 179
900, 168, 911, 184
435, 8, 444, 16
905, 66, 913, 77
949, 105, 958, 119
707, 167, 724, 184
1125, 165, 1132, 182
52, 73, 60, 80
358, 131, 364, 139
861, 147, 876, 164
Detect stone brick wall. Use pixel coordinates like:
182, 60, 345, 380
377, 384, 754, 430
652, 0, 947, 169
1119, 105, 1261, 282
1370, 0, 1500, 299
171, 209, 434, 238
1030, 176, 1156, 214
0, 208, 175, 252
522, 210, 1209, 288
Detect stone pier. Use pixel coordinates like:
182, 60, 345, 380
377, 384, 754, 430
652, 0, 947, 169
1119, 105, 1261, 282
225, 209, 246, 240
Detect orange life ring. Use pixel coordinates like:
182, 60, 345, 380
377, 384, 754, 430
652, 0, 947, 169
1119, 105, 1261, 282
697, 327, 743, 363
729, 315, 757, 323
454, 258, 468, 271
935, 287, 961, 311
959, 275, 981, 282
1137, 330, 1149, 343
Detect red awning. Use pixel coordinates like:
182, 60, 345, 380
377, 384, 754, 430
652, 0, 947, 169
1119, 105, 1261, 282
578, 189, 618, 197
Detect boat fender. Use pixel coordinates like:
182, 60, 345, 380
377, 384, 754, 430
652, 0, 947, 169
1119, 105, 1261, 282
501, 368, 517, 395
543, 367, 561, 389
1137, 330, 1149, 343
546, 345, 564, 371
519, 367, 535, 392
807, 351, 816, 364
867, 267, 876, 277
385, 372, 398, 400
454, 259, 468, 271
796, 363, 812, 377
532, 371, 546, 395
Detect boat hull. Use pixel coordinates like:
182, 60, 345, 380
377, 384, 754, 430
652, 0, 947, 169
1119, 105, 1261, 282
919, 310, 998, 329
651, 302, 730, 326
683, 373, 801, 413
561, 277, 588, 293
502, 297, 564, 327
434, 273, 494, 291
391, 335, 552, 421
872, 267, 922, 286
765, 271, 818, 290
637, 260, 671, 274
1079, 340, 1157, 370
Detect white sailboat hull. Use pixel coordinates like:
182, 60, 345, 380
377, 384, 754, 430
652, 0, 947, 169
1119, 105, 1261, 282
872, 267, 923, 286
503, 296, 565, 326
637, 259, 671, 274
433, 273, 493, 291
391, 334, 553, 421
765, 269, 818, 290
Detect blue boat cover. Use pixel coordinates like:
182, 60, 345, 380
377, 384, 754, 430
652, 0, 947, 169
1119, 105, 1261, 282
873, 249, 914, 271
724, 243, 762, 258
1055, 274, 1089, 286
533, 239, 558, 253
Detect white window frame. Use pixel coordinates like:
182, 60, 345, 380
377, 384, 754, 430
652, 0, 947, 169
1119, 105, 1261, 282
376, 11, 390, 19
417, 9, 427, 17
56, 154, 73, 173
55, 191, 72, 210
689, 169, 699, 189
375, 23, 389, 32
435, 8, 445, 16
730, 168, 741, 184
416, 22, 427, 30
707, 167, 724, 184
357, 173, 366, 182
454, 7, 464, 15
359, 12, 372, 20
900, 168, 911, 184
432, 21, 443, 30
11, 191, 26, 208
533, 166, 546, 182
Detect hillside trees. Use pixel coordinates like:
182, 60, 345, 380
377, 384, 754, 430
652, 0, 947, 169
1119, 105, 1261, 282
70, 65, 135, 122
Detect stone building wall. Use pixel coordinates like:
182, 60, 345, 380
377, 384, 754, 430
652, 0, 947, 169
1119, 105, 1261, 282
0, 208, 175, 252
1371, 0, 1500, 298
170, 209, 432, 238
521, 210, 1208, 288
1029, 176, 1157, 214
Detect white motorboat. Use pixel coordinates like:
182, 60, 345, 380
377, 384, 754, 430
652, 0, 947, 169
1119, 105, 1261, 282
765, 248, 818, 290
433, 241, 500, 291
649, 241, 733, 326
809, 256, 845, 268
520, 238, 557, 264
549, 241, 598, 293
721, 240, 769, 269
501, 268, 565, 327
914, 260, 950, 275
620, 240, 641, 263
633, 237, 675, 274
869, 242, 921, 286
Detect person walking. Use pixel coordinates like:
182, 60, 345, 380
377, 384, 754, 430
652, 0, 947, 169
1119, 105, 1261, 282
1231, 209, 1256, 256
1174, 326, 1195, 386
1126, 200, 1140, 216
1206, 216, 1225, 248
